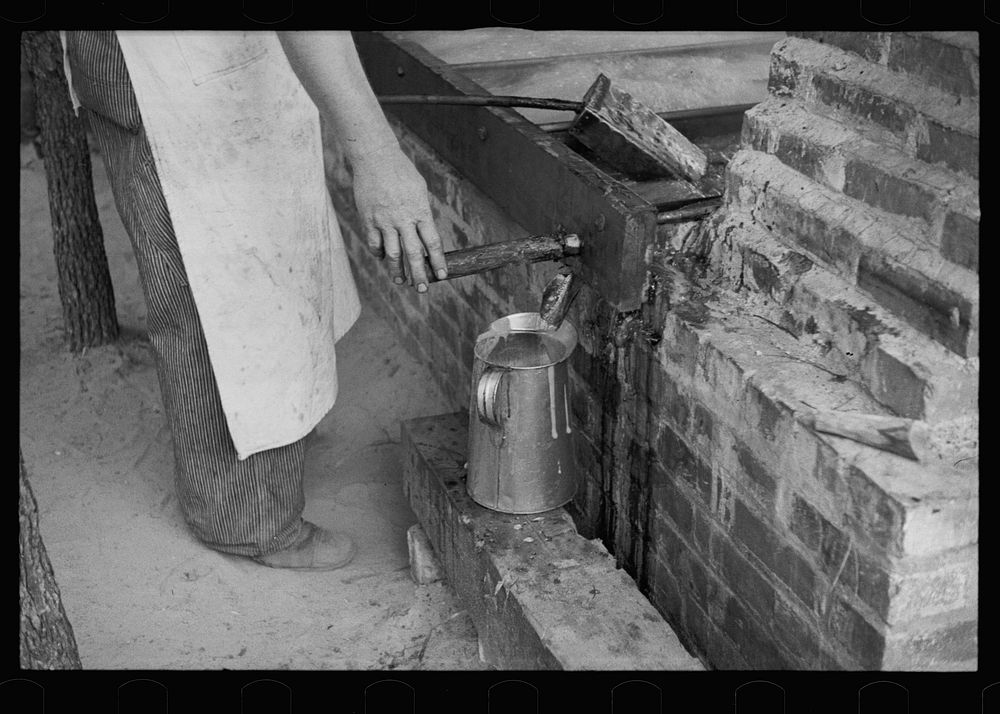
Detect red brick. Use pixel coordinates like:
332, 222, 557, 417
703, 619, 751, 670
941, 210, 979, 273
811, 73, 913, 135
855, 555, 892, 621
732, 442, 777, 510
773, 595, 821, 667
790, 493, 893, 619
680, 592, 710, 661
843, 160, 936, 222
860, 346, 928, 420
918, 121, 979, 179
693, 509, 712, 557
709, 217, 973, 427
435, 286, 470, 334
811, 441, 841, 493
769, 130, 827, 187
650, 465, 694, 536
648, 554, 684, 625
426, 306, 460, 350
745, 98, 977, 242
826, 596, 886, 670
887, 33, 978, 98
658, 318, 700, 380
649, 370, 691, 435
856, 251, 975, 357
846, 448, 977, 558
683, 551, 710, 612
733, 500, 816, 608
459, 339, 475, 373
790, 31, 888, 63
789, 494, 824, 551
746, 383, 796, 448
654, 423, 711, 506
716, 537, 775, 619
844, 465, 905, 555
768, 38, 978, 170
723, 597, 796, 669
776, 546, 817, 610
690, 399, 715, 450
408, 150, 451, 208
726, 156, 862, 276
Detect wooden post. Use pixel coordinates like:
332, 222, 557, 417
22, 30, 119, 353
801, 411, 978, 466
19, 448, 82, 669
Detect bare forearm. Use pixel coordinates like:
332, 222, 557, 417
278, 31, 447, 289
276, 31, 397, 161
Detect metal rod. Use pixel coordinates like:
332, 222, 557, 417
537, 102, 759, 133
656, 197, 724, 224
377, 94, 584, 112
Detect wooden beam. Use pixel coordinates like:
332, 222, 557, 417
355, 31, 656, 311
448, 36, 783, 73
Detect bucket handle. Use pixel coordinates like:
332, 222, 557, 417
476, 366, 507, 427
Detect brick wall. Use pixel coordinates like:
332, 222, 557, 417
326, 30, 977, 670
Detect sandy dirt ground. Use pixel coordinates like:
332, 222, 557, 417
19, 139, 489, 671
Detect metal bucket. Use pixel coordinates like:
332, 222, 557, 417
467, 312, 578, 514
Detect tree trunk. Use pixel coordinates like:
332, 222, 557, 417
19, 448, 83, 669
22, 30, 119, 353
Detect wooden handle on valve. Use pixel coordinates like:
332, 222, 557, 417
425, 233, 581, 283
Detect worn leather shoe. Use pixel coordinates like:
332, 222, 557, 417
253, 521, 356, 571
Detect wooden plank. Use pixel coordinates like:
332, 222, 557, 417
355, 31, 656, 311
569, 73, 709, 182
445, 35, 784, 73
557, 116, 741, 210
401, 412, 704, 670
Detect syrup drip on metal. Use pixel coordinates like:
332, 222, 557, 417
547, 365, 559, 439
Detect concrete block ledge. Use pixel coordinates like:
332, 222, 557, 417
402, 412, 704, 671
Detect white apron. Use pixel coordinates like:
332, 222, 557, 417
113, 31, 361, 459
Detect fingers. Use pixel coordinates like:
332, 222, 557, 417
418, 219, 447, 281
398, 223, 429, 292
380, 228, 406, 285
365, 227, 385, 260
